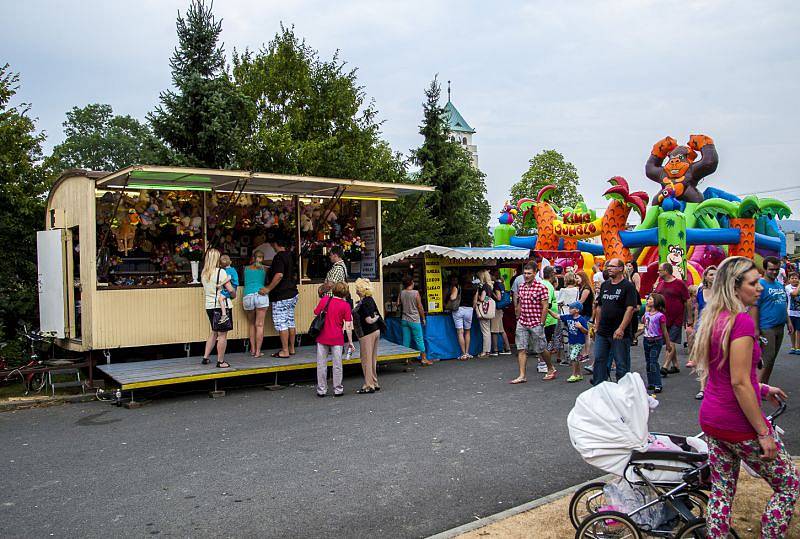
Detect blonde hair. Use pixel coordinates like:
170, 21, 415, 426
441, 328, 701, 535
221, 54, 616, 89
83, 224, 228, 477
201, 248, 221, 283
220, 254, 232, 267
688, 284, 698, 297
693, 256, 758, 385
477, 269, 492, 285
564, 272, 576, 286
355, 278, 373, 297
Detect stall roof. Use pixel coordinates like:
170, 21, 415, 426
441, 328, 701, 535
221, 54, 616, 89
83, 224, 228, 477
382, 244, 530, 266
95, 165, 434, 201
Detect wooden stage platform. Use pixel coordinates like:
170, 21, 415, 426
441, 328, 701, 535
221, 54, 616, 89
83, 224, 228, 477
97, 339, 419, 390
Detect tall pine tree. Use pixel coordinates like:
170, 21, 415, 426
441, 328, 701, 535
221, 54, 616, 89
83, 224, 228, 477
149, 0, 247, 169
411, 77, 490, 247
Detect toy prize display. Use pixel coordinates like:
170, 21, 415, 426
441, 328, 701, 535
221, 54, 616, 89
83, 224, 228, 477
494, 134, 792, 294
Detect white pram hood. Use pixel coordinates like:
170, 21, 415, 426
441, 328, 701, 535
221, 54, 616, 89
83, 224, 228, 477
567, 373, 650, 477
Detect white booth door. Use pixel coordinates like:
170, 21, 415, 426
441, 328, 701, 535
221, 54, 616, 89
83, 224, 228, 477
37, 230, 66, 339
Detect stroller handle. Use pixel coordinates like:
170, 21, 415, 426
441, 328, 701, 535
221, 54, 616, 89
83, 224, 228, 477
767, 399, 787, 424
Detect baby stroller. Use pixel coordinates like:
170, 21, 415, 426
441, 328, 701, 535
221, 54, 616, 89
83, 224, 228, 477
566, 372, 786, 538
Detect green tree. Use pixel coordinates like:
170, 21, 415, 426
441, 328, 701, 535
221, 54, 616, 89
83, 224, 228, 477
510, 149, 581, 213
231, 25, 406, 183
0, 64, 48, 345
149, 0, 248, 168
47, 104, 165, 172
408, 77, 490, 248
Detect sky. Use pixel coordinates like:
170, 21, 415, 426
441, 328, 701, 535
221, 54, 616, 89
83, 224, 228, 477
3, 0, 800, 220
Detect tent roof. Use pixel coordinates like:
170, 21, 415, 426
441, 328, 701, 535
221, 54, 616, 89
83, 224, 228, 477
382, 244, 530, 266
95, 165, 433, 201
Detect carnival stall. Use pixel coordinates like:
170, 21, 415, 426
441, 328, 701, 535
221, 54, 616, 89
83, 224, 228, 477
381, 244, 530, 359
38, 165, 432, 356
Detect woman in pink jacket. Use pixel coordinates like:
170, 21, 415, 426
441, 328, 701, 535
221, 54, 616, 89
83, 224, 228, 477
313, 281, 354, 397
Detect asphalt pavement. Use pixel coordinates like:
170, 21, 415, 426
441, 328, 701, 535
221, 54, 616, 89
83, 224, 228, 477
2, 341, 799, 538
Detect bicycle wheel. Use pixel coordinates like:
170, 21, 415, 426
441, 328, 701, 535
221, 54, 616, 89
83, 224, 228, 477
569, 481, 607, 529
27, 371, 46, 393
576, 510, 643, 539
675, 517, 740, 538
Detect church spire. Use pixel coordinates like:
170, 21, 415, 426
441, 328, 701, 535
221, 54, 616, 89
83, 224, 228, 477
447, 80, 451, 102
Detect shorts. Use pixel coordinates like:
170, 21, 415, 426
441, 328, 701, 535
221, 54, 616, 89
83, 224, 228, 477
790, 316, 800, 331
272, 294, 298, 332
667, 325, 682, 344
568, 343, 583, 362
452, 306, 474, 330
545, 322, 562, 351
205, 308, 232, 332
242, 292, 269, 311
490, 308, 504, 333
515, 323, 547, 355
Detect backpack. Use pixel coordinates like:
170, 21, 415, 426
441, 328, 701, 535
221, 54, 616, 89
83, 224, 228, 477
494, 280, 512, 309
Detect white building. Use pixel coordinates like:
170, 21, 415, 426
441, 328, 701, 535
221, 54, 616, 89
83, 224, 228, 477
442, 85, 478, 168
781, 219, 800, 256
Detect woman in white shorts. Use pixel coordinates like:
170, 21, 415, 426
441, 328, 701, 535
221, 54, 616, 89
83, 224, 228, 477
450, 274, 477, 360
242, 250, 269, 357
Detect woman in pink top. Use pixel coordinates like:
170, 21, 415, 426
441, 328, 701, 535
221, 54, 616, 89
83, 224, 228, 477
694, 257, 798, 537
313, 282, 354, 397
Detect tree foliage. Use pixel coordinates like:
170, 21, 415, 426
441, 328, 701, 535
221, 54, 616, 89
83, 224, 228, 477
231, 25, 406, 182
400, 77, 490, 249
47, 104, 165, 172
0, 64, 48, 343
510, 149, 581, 212
149, 0, 248, 168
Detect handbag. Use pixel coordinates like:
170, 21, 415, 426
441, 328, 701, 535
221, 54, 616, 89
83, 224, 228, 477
445, 285, 461, 312
308, 296, 333, 340
496, 291, 512, 309
212, 270, 234, 332
477, 297, 496, 320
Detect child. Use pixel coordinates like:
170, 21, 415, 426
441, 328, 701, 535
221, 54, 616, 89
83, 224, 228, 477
787, 272, 800, 354
548, 301, 589, 383
636, 293, 673, 393
218, 254, 239, 324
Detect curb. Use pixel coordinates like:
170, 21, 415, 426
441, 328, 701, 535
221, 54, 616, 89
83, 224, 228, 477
427, 473, 614, 539
0, 393, 97, 412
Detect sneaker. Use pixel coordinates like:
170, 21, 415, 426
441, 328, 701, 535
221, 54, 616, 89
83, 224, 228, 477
790, 349, 800, 355
668, 366, 680, 374
567, 375, 583, 383
537, 361, 548, 373
579, 354, 591, 363
583, 364, 594, 374
490, 351, 499, 357
660, 367, 669, 377
647, 385, 655, 392
500, 349, 512, 355
654, 386, 663, 394
695, 391, 704, 400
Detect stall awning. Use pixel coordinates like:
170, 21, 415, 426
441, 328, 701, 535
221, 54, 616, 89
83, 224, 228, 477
95, 165, 434, 201
382, 244, 531, 266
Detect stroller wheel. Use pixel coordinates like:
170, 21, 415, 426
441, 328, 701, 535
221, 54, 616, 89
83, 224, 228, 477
675, 517, 740, 538
575, 510, 643, 539
569, 481, 607, 529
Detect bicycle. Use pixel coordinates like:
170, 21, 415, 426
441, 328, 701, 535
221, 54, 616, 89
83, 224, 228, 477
0, 328, 55, 395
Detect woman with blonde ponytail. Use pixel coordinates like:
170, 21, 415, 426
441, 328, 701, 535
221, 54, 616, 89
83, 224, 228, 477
694, 257, 798, 537
200, 248, 237, 368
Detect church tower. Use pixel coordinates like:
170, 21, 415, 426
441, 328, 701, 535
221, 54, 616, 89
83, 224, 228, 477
442, 81, 478, 168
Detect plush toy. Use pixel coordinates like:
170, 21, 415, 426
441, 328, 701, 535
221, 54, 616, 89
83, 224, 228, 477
300, 213, 313, 232
115, 209, 139, 255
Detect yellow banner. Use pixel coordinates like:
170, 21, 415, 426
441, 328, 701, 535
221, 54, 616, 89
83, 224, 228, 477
424, 255, 443, 313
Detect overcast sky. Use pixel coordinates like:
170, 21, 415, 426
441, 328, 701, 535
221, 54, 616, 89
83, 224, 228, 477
4, 0, 800, 219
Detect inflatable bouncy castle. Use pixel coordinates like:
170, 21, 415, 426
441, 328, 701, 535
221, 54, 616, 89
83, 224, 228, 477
494, 135, 792, 295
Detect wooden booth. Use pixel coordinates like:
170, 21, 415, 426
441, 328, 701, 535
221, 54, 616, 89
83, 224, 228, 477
39, 166, 432, 357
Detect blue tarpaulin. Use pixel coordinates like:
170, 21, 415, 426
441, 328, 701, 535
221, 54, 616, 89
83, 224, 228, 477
385, 314, 505, 360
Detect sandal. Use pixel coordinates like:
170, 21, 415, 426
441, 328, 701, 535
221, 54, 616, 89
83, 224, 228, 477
543, 370, 558, 381
271, 351, 290, 358
201, 358, 210, 365
216, 361, 231, 368
421, 359, 434, 366
356, 387, 375, 394
457, 354, 469, 361
509, 378, 527, 384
